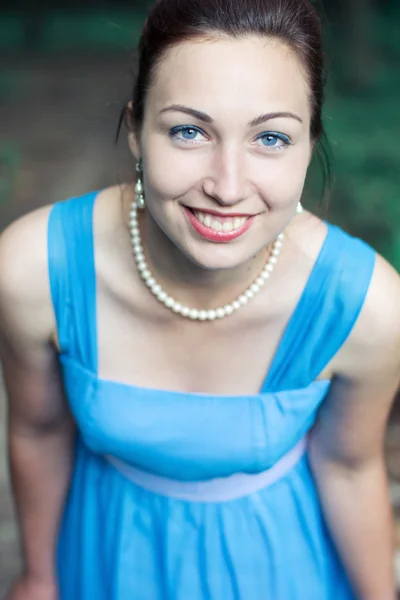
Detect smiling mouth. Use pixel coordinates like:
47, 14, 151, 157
186, 207, 250, 233
183, 206, 255, 242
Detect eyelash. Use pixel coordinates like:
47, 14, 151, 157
168, 125, 291, 152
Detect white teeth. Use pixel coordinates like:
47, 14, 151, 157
210, 220, 223, 231
204, 215, 212, 228
222, 221, 233, 232
193, 210, 247, 232
194, 211, 205, 224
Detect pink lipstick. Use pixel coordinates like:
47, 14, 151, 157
183, 206, 254, 243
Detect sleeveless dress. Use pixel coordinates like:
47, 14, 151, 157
48, 191, 376, 600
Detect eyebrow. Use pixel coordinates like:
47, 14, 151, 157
158, 104, 303, 126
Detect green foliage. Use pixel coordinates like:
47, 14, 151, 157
308, 11, 400, 270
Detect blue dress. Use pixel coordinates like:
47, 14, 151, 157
48, 191, 376, 599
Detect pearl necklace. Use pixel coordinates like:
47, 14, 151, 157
129, 200, 284, 320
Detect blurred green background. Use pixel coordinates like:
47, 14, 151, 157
0, 0, 399, 268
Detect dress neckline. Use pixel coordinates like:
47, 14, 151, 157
60, 353, 332, 398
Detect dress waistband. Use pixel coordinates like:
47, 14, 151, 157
104, 436, 307, 502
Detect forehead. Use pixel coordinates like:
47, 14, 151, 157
147, 36, 311, 119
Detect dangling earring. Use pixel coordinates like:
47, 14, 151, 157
135, 159, 145, 209
296, 202, 303, 214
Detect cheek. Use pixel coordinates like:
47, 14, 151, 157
259, 146, 310, 206
143, 137, 198, 201
144, 162, 189, 203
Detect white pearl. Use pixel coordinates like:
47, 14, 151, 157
270, 256, 277, 265
216, 308, 225, 318
251, 283, 260, 294
137, 260, 146, 272
260, 271, 270, 281
181, 306, 190, 317
272, 247, 281, 256
172, 302, 182, 313
198, 310, 208, 321
223, 305, 234, 316
141, 268, 150, 279
256, 276, 265, 287
266, 264, 274, 272
157, 291, 167, 302
151, 283, 162, 295
146, 276, 155, 288
245, 289, 254, 299
135, 251, 144, 262
165, 297, 174, 308
206, 310, 217, 320
238, 295, 248, 305
135, 181, 143, 194
232, 301, 241, 310
189, 309, 199, 319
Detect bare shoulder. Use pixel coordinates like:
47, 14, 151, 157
335, 251, 400, 381
0, 204, 56, 345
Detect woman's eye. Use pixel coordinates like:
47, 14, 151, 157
169, 126, 207, 144
256, 132, 291, 151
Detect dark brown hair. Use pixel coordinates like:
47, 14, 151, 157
123, 0, 332, 198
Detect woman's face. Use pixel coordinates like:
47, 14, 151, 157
131, 35, 313, 270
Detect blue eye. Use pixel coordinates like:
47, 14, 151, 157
169, 126, 206, 143
257, 132, 291, 150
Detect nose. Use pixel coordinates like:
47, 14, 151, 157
202, 147, 248, 206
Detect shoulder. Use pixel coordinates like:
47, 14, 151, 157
334, 250, 400, 381
291, 214, 399, 381
0, 204, 56, 344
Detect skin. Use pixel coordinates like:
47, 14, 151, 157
0, 35, 399, 600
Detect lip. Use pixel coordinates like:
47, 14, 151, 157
183, 206, 255, 243
186, 206, 253, 218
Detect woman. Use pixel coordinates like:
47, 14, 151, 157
1, 0, 399, 598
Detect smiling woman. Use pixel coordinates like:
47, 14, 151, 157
1, 1, 400, 600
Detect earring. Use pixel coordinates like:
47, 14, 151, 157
296, 202, 303, 214
135, 160, 145, 209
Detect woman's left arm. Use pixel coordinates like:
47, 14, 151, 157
309, 254, 400, 600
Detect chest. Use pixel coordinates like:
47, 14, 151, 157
95, 290, 293, 395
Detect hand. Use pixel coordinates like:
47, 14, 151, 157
5, 575, 58, 600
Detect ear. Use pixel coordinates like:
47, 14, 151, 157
125, 101, 141, 160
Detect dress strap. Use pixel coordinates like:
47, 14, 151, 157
263, 224, 376, 392
48, 191, 99, 372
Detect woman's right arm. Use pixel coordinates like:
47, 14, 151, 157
0, 208, 76, 599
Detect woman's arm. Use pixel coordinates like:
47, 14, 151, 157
309, 254, 400, 600
0, 209, 75, 597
